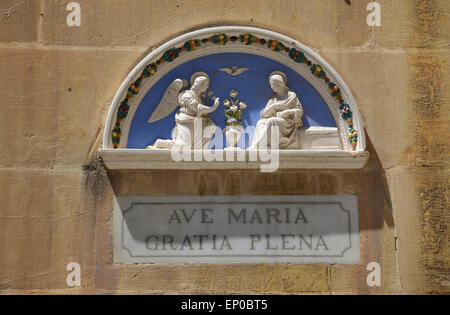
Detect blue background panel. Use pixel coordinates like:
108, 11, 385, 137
128, 53, 336, 149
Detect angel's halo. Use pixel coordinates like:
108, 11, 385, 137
190, 71, 210, 86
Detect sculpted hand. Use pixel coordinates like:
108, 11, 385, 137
262, 107, 276, 118
198, 97, 220, 115
268, 103, 281, 112
213, 97, 220, 109
277, 110, 293, 120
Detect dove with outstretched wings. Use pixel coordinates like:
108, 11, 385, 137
147, 79, 188, 123
219, 66, 250, 77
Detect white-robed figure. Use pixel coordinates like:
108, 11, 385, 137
147, 72, 220, 149
250, 71, 304, 149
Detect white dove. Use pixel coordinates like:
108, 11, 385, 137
219, 66, 250, 77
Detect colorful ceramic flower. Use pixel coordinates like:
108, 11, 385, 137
128, 84, 139, 95
183, 39, 201, 51
212, 34, 229, 45
348, 127, 359, 149
339, 103, 353, 121
311, 64, 326, 78
239, 34, 257, 45
267, 40, 285, 52
142, 64, 157, 77
162, 48, 179, 62
111, 125, 122, 148
289, 48, 306, 63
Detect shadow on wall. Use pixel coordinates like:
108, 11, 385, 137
360, 133, 394, 230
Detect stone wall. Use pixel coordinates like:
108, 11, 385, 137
0, 0, 448, 294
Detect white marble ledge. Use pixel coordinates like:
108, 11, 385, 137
99, 149, 370, 170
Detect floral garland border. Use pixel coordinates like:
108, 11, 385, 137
111, 33, 358, 149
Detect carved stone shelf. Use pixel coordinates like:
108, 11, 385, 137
99, 149, 370, 170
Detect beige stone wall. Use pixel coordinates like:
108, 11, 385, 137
0, 0, 448, 294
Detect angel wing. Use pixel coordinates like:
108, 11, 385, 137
147, 79, 187, 123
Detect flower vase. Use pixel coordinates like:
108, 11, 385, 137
225, 125, 244, 149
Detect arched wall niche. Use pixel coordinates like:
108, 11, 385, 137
99, 26, 369, 170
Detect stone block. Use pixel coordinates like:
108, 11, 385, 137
0, 47, 142, 168
0, 0, 41, 43
0, 169, 96, 291
40, 0, 373, 49
318, 49, 410, 168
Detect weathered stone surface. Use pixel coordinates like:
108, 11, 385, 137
0, 0, 41, 43
318, 49, 410, 168
0, 169, 96, 291
405, 1, 449, 293
111, 264, 330, 294
0, 47, 143, 168
40, 0, 372, 49
0, 0, 448, 295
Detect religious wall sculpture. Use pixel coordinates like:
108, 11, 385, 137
146, 70, 308, 150
101, 27, 369, 170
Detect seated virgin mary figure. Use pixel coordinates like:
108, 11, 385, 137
250, 72, 304, 149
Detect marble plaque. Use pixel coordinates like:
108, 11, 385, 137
114, 195, 360, 263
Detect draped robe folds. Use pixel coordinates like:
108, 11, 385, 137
153, 90, 216, 149
250, 91, 304, 149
